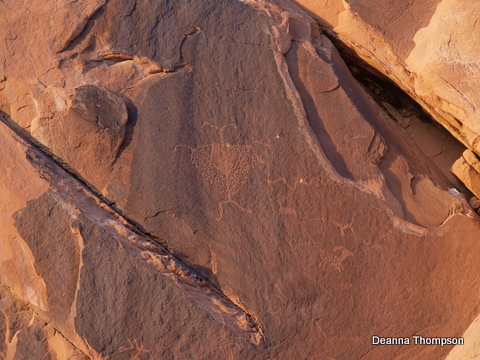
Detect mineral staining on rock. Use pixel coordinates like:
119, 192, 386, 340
1, 0, 480, 359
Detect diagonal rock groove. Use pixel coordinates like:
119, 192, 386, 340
0, 108, 162, 246
0, 114, 265, 345
0, 110, 118, 210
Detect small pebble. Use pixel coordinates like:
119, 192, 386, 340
400, 117, 412, 128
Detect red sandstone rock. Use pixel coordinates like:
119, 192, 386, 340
1, 1, 480, 359
452, 150, 480, 199
296, 0, 480, 160
469, 197, 480, 211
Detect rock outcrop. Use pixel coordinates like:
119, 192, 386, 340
295, 0, 480, 155
452, 150, 480, 198
1, 0, 480, 359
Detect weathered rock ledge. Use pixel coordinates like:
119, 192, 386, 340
2, 0, 480, 359
295, 1, 480, 155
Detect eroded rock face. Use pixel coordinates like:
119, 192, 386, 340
0, 287, 87, 360
1, 0, 480, 359
452, 150, 480, 199
31, 85, 128, 190
296, 0, 480, 158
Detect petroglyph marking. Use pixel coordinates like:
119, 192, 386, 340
190, 143, 257, 199
278, 202, 297, 216
331, 219, 355, 237
118, 339, 151, 360
319, 246, 353, 271
175, 123, 269, 220
175, 122, 325, 220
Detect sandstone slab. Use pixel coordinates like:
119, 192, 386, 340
1, 0, 480, 359
452, 150, 480, 199
295, 0, 480, 160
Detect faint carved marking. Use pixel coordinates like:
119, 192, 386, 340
175, 123, 325, 220
363, 235, 387, 260
191, 143, 255, 198
278, 200, 297, 216
319, 246, 353, 271
331, 219, 355, 237
338, 283, 353, 290
370, 243, 385, 259
118, 339, 150, 360
209, 244, 218, 275
175, 123, 269, 220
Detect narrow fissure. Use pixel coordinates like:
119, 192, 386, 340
325, 36, 472, 198
0, 113, 264, 345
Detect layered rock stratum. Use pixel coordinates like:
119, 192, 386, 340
1, 0, 480, 359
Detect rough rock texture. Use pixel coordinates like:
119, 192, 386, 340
295, 0, 480, 159
452, 150, 480, 199
31, 85, 128, 191
1, 0, 480, 359
0, 120, 262, 359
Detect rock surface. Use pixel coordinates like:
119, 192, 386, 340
295, 0, 480, 160
452, 150, 480, 199
1, 0, 480, 359
31, 85, 128, 191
